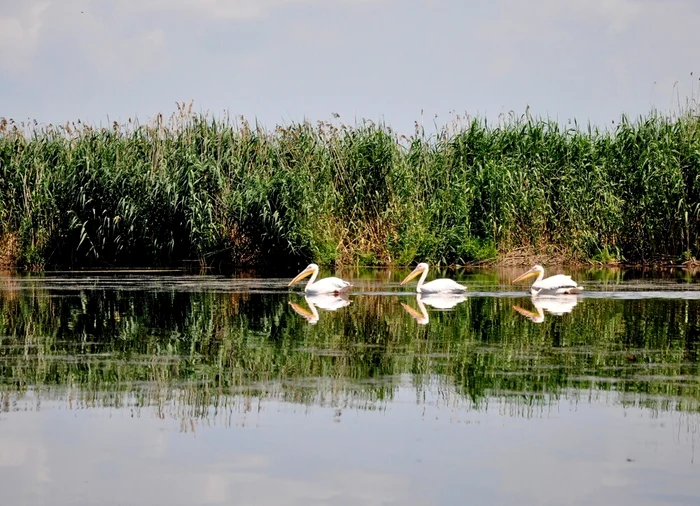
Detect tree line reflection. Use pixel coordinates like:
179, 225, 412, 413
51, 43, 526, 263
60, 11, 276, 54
0, 278, 698, 421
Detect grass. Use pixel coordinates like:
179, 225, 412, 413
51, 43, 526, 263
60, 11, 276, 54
0, 101, 699, 270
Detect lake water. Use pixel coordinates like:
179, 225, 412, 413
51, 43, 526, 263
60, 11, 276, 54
0, 266, 699, 505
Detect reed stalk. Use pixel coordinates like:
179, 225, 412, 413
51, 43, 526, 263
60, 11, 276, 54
0, 103, 698, 269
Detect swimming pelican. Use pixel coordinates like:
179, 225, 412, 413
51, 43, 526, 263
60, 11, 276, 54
512, 294, 579, 323
400, 262, 467, 294
288, 263, 351, 295
289, 294, 351, 325
511, 265, 583, 296
401, 292, 468, 325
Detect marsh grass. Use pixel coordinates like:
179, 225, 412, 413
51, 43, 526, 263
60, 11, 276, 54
0, 102, 698, 269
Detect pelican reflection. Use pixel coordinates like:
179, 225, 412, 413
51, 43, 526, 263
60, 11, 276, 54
512, 294, 580, 323
288, 293, 351, 324
401, 293, 468, 325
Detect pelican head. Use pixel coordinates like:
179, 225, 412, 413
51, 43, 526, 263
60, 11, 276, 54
400, 262, 428, 285
512, 264, 544, 283
288, 263, 318, 286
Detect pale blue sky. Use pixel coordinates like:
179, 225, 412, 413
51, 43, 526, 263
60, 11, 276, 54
1, 0, 699, 134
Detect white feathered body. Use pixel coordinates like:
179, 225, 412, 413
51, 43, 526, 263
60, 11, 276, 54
304, 276, 351, 295
531, 274, 582, 295
400, 263, 468, 294
418, 278, 467, 294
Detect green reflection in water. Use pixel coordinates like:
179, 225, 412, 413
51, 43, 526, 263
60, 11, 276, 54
0, 276, 698, 422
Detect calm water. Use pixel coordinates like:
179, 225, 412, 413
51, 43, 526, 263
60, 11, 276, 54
1, 266, 699, 505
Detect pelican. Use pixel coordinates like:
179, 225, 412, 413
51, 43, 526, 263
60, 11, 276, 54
289, 294, 351, 325
513, 294, 579, 323
401, 292, 468, 325
400, 262, 467, 294
511, 265, 583, 296
288, 263, 351, 295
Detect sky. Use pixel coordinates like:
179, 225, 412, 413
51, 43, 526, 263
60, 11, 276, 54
1, 0, 699, 134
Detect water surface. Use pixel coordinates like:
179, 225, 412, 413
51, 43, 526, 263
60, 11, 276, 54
1, 267, 699, 505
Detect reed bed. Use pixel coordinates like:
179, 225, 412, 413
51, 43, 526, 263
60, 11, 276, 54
0, 102, 698, 269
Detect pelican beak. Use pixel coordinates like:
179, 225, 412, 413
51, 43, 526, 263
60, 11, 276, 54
288, 265, 314, 286
400, 265, 424, 285
400, 302, 429, 325
512, 305, 538, 319
289, 301, 314, 318
512, 267, 538, 284
288, 301, 318, 324
401, 302, 422, 318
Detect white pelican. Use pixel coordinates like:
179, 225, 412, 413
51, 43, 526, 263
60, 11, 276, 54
512, 294, 579, 323
511, 265, 583, 296
400, 262, 467, 294
288, 263, 351, 295
289, 294, 351, 325
401, 293, 468, 325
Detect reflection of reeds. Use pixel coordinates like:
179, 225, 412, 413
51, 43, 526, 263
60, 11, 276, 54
0, 105, 699, 270
0, 284, 698, 421
3, 380, 700, 436
0, 273, 20, 302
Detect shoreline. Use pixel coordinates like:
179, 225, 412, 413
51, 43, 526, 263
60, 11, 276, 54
1, 255, 698, 275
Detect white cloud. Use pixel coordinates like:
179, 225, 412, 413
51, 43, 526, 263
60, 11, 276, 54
0, 0, 171, 84
0, 1, 50, 75
87, 27, 169, 83
0, 0, 387, 78
0, 0, 697, 129
473, 0, 700, 85
125, 0, 386, 21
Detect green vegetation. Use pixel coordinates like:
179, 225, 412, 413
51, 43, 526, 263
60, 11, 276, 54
1, 103, 699, 270
0, 277, 698, 421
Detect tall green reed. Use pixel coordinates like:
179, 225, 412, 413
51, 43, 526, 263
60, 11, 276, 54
0, 103, 698, 269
